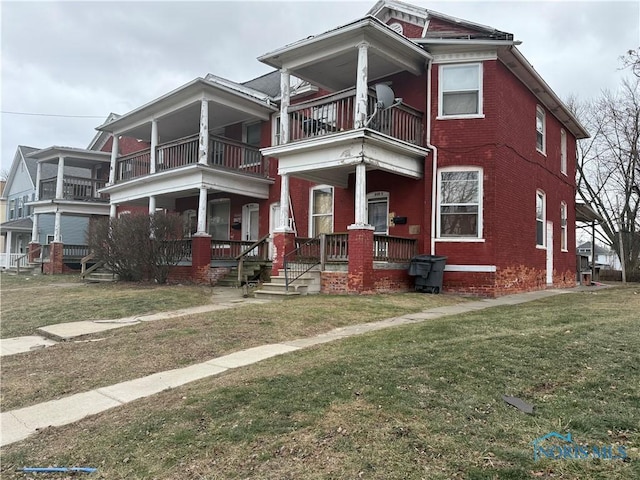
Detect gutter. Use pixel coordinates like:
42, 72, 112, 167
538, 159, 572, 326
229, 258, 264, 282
425, 60, 438, 255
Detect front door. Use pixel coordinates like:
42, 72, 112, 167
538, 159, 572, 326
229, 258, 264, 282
546, 220, 553, 285
242, 203, 259, 242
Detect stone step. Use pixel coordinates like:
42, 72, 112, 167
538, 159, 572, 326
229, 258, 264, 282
268, 275, 315, 286
259, 283, 308, 294
253, 289, 302, 300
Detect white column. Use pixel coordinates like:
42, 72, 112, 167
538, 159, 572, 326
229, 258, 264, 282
35, 162, 42, 201
109, 134, 119, 184
150, 120, 158, 174
280, 69, 290, 145
198, 99, 209, 165
354, 42, 369, 129
54, 211, 62, 242
148, 196, 156, 215
31, 214, 39, 243
6, 230, 12, 255
352, 162, 368, 226
196, 187, 208, 235
110, 204, 117, 218
276, 174, 292, 231
55, 156, 65, 199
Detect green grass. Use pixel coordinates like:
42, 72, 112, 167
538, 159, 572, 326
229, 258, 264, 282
0, 274, 216, 338
1, 286, 638, 479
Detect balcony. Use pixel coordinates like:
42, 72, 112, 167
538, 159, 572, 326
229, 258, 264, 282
115, 134, 268, 184
40, 176, 108, 202
285, 89, 424, 147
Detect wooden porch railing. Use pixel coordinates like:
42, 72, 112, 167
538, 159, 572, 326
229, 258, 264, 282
373, 234, 418, 262
63, 244, 90, 259
115, 134, 268, 183
80, 253, 104, 279
211, 238, 269, 260
40, 177, 108, 202
286, 88, 424, 146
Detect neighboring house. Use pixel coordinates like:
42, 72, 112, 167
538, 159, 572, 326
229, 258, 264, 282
0, 146, 42, 268
93, 1, 587, 295
577, 242, 621, 270
0, 180, 6, 254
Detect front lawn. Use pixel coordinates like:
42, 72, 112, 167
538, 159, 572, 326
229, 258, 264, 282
1, 286, 638, 479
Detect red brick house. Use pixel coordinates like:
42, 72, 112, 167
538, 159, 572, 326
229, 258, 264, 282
91, 0, 587, 296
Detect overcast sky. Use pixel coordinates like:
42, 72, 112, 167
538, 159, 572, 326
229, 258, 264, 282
1, 1, 638, 175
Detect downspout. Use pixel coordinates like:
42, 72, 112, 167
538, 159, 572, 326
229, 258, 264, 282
425, 60, 438, 255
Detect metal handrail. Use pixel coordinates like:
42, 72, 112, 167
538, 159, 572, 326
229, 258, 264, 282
235, 234, 270, 287
284, 235, 323, 292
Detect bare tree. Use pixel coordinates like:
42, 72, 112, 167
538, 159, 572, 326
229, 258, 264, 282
620, 47, 640, 78
574, 76, 640, 280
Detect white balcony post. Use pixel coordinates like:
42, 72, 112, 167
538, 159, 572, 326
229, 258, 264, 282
110, 204, 117, 218
276, 174, 292, 232
199, 99, 209, 165
55, 156, 65, 199
35, 162, 42, 201
150, 120, 158, 174
31, 214, 39, 243
352, 162, 369, 227
355, 42, 369, 129
148, 195, 156, 215
6, 230, 12, 256
109, 134, 119, 184
280, 69, 290, 144
196, 187, 208, 235
54, 211, 62, 242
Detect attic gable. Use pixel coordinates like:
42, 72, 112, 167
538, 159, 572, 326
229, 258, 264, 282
425, 14, 513, 41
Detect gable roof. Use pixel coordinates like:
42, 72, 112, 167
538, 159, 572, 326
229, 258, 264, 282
87, 113, 121, 151
241, 70, 281, 98
2, 146, 41, 199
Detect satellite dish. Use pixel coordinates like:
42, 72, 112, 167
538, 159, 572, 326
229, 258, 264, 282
375, 84, 395, 109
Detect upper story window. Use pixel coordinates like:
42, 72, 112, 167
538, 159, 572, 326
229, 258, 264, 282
536, 106, 546, 154
243, 122, 262, 166
9, 199, 16, 220
438, 63, 483, 118
560, 201, 568, 251
560, 129, 567, 174
272, 114, 281, 146
437, 167, 483, 239
310, 185, 333, 236
536, 190, 546, 247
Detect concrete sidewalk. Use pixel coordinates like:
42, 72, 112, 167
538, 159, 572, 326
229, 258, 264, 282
0, 288, 580, 447
0, 288, 270, 357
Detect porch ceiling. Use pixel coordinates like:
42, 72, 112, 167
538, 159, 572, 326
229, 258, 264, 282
97, 78, 277, 143
259, 17, 431, 92
28, 147, 110, 168
263, 128, 428, 188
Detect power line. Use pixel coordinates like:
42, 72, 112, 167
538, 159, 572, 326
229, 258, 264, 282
1, 110, 105, 119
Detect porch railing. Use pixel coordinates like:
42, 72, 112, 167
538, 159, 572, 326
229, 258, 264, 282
211, 238, 269, 260
40, 177, 108, 201
373, 234, 417, 262
63, 244, 90, 259
235, 234, 270, 287
286, 88, 424, 146
115, 134, 267, 183
284, 236, 323, 291
0, 253, 28, 270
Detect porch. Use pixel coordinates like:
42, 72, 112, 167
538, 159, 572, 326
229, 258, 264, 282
114, 134, 268, 184
40, 176, 108, 202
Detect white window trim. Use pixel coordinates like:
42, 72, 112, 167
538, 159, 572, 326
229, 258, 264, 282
271, 113, 281, 146
560, 201, 568, 252
437, 63, 484, 120
560, 129, 567, 175
536, 190, 546, 249
208, 198, 231, 240
536, 106, 546, 155
309, 185, 334, 236
436, 166, 483, 240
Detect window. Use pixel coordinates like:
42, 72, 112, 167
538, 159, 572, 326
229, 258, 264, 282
17, 198, 23, 218
310, 186, 333, 236
560, 129, 567, 174
367, 192, 389, 234
438, 168, 482, 238
439, 63, 483, 117
208, 199, 230, 240
536, 190, 546, 247
560, 202, 568, 251
9, 199, 15, 220
272, 114, 281, 146
536, 106, 546, 154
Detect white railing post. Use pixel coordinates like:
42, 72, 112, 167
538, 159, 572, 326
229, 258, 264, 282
109, 134, 119, 184
35, 162, 42, 201
276, 174, 292, 232
54, 211, 62, 242
199, 99, 209, 165
55, 156, 65, 199
196, 187, 208, 235
280, 69, 290, 145
150, 119, 158, 174
355, 42, 369, 129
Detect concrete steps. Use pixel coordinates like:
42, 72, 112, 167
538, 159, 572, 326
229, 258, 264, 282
84, 268, 119, 283
253, 268, 320, 300
3, 262, 41, 275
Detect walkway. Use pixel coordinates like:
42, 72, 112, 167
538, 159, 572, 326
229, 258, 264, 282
0, 288, 583, 447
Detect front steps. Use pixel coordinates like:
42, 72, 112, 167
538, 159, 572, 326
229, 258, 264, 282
83, 267, 118, 283
216, 261, 270, 288
3, 262, 41, 275
253, 268, 321, 300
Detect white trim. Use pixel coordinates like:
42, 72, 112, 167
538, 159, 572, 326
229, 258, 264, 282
432, 51, 497, 64
560, 128, 567, 175
438, 63, 483, 118
444, 265, 496, 273
436, 166, 483, 239
367, 191, 389, 235
560, 201, 568, 252
536, 189, 546, 248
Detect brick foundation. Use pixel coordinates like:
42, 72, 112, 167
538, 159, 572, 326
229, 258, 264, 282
191, 235, 212, 283
271, 231, 296, 276
43, 242, 64, 275
347, 227, 375, 293
28, 242, 41, 263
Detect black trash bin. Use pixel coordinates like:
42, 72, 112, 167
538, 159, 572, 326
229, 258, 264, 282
409, 255, 447, 293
